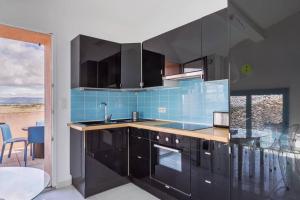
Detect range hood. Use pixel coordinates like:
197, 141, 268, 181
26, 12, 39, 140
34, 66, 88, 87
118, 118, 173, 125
163, 70, 204, 80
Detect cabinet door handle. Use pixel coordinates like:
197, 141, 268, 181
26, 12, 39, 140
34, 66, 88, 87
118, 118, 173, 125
154, 144, 180, 153
205, 180, 212, 184
205, 152, 211, 156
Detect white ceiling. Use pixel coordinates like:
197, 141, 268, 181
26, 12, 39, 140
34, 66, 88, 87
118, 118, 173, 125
0, 0, 227, 42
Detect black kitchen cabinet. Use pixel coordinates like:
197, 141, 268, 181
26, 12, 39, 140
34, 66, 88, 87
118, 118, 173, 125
191, 139, 230, 200
121, 43, 142, 88
129, 128, 150, 179
142, 18, 203, 80
98, 52, 121, 88
142, 9, 228, 83
78, 60, 98, 88
71, 35, 141, 89
87, 128, 128, 176
142, 50, 164, 87
71, 35, 121, 89
70, 127, 129, 198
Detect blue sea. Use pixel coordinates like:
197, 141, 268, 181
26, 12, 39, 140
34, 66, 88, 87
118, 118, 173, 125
0, 97, 44, 105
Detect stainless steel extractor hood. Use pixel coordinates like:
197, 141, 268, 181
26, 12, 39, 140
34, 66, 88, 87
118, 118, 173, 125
163, 70, 204, 80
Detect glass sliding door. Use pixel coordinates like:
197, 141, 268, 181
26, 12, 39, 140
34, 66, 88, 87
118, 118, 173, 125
230, 89, 289, 136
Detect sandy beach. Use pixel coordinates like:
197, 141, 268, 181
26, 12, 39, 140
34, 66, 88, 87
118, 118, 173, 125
0, 104, 44, 150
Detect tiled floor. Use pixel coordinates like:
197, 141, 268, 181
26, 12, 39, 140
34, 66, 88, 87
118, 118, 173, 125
0, 148, 44, 169
35, 183, 159, 200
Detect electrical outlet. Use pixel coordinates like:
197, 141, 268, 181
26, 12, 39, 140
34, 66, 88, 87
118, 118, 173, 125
158, 107, 167, 113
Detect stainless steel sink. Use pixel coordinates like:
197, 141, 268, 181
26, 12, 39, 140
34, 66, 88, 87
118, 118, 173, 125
76, 119, 150, 126
77, 121, 117, 126
77, 119, 131, 126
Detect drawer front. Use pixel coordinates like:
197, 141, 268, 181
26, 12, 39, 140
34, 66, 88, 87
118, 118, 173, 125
130, 128, 150, 140
130, 136, 150, 159
150, 178, 191, 200
191, 168, 213, 200
129, 154, 150, 179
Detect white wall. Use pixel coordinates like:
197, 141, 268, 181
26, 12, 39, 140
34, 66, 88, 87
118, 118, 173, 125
0, 0, 227, 186
231, 11, 300, 125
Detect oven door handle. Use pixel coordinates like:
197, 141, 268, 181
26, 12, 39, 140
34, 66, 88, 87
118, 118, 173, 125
153, 144, 181, 153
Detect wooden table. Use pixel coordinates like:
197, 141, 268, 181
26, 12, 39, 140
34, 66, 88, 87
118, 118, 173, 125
0, 167, 50, 200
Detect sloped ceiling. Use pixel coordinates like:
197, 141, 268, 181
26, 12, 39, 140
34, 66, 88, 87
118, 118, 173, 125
231, 0, 300, 29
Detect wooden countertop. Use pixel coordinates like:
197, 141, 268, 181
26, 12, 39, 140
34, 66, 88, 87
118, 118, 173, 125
68, 121, 229, 143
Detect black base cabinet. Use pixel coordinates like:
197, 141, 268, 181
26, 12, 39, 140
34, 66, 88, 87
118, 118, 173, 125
70, 127, 129, 198
129, 128, 150, 179
129, 128, 181, 200
71, 127, 232, 200
129, 129, 192, 200
191, 139, 230, 200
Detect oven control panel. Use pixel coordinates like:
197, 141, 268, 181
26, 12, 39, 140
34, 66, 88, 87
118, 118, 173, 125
151, 131, 190, 150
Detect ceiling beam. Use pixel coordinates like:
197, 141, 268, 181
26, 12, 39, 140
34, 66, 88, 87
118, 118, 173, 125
229, 2, 265, 42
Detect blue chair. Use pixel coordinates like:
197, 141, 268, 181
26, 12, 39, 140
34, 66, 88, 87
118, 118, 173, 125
0, 123, 28, 164
25, 126, 44, 165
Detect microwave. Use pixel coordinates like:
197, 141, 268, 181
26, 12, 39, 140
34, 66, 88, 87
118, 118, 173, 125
213, 112, 229, 128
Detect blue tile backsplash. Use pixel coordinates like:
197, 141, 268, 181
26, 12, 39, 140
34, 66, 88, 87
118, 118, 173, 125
71, 79, 229, 125
137, 79, 228, 125
71, 90, 137, 122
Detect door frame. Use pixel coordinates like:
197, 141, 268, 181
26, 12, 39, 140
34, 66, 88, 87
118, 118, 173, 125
0, 24, 53, 180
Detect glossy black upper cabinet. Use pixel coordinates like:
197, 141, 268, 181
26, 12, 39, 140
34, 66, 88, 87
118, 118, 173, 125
98, 52, 121, 88
142, 18, 203, 81
142, 9, 228, 84
71, 35, 141, 89
121, 43, 142, 88
71, 35, 121, 88
142, 50, 164, 87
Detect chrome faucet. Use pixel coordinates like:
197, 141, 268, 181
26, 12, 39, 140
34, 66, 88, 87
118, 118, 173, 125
101, 102, 112, 122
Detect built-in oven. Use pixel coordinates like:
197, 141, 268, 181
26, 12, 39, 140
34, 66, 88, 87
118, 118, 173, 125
150, 132, 191, 197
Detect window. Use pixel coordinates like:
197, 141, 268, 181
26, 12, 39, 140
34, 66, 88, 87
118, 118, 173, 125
230, 89, 289, 134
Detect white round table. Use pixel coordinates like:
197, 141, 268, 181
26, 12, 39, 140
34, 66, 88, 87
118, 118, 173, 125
0, 167, 50, 200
